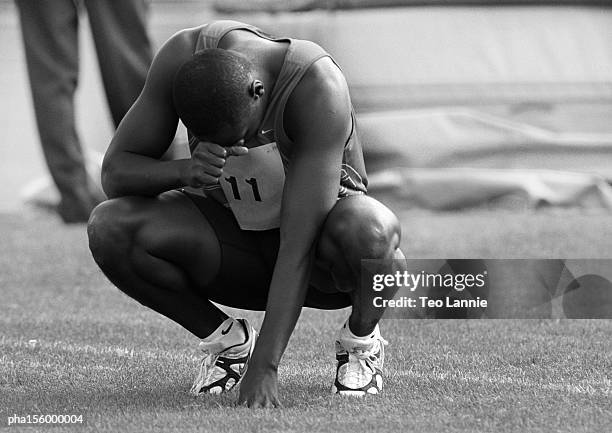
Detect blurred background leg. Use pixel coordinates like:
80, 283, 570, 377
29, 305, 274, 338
84, 0, 153, 128
15, 0, 103, 223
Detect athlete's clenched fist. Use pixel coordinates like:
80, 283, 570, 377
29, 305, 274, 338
181, 139, 248, 188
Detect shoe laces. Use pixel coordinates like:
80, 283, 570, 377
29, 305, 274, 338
189, 343, 225, 394
350, 336, 388, 361
341, 337, 388, 386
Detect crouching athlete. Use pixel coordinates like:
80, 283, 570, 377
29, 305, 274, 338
87, 20, 406, 407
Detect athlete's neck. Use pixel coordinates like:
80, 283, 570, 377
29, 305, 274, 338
222, 30, 288, 98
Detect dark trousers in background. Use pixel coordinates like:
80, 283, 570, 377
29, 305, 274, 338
16, 0, 153, 222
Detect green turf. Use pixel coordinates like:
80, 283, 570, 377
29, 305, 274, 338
1, 208, 611, 432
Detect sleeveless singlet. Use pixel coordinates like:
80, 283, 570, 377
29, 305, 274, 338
185, 20, 368, 230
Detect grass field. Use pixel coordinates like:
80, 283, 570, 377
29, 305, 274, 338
1, 207, 611, 432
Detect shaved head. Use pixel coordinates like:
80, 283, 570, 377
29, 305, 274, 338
172, 49, 258, 142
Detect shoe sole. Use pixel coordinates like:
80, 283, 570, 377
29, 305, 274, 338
331, 385, 380, 396
331, 364, 383, 397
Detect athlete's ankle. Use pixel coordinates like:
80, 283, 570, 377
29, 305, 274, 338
346, 316, 379, 339
201, 317, 247, 351
338, 318, 379, 351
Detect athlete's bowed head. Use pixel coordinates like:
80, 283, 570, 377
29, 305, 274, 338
173, 49, 265, 146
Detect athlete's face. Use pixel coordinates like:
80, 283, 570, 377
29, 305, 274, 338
201, 122, 249, 147
201, 107, 263, 148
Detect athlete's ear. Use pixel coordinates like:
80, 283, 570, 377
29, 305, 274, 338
249, 80, 265, 100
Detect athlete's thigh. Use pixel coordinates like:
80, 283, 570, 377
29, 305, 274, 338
102, 189, 266, 296
117, 190, 224, 287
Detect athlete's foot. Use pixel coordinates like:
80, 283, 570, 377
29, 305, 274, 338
189, 318, 257, 395
332, 323, 387, 396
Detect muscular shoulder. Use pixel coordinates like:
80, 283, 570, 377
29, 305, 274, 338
145, 27, 200, 96
163, 26, 199, 56
284, 57, 352, 146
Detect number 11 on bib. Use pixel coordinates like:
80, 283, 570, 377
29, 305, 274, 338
219, 142, 286, 231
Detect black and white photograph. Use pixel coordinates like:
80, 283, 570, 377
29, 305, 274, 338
1, 0, 611, 431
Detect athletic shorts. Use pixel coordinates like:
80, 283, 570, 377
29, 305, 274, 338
181, 189, 351, 311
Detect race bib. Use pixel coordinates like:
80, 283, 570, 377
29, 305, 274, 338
219, 142, 285, 231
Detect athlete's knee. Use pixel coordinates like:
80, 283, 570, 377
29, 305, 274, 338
346, 211, 400, 260
323, 196, 401, 260
87, 197, 139, 267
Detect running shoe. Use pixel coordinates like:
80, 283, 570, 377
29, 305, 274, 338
189, 318, 257, 395
332, 324, 387, 396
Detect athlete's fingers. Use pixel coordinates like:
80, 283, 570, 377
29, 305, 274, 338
226, 145, 248, 157
192, 152, 225, 169
262, 398, 277, 409
192, 172, 219, 186
203, 166, 223, 177
226, 139, 248, 157
192, 140, 221, 157
250, 394, 267, 408
200, 141, 228, 158
198, 152, 226, 168
191, 141, 226, 166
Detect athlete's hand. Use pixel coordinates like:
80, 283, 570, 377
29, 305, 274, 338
182, 139, 248, 188
237, 365, 281, 408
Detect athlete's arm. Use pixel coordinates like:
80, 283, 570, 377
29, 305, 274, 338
238, 58, 352, 407
101, 29, 195, 198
